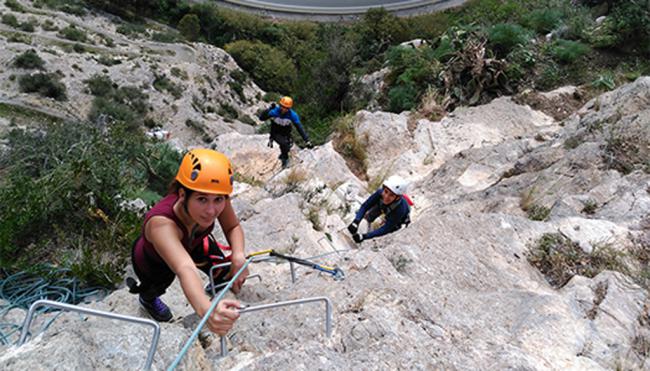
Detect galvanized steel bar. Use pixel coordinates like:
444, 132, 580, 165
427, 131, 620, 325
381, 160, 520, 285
289, 262, 296, 283
219, 296, 333, 356
167, 257, 252, 371
18, 299, 160, 370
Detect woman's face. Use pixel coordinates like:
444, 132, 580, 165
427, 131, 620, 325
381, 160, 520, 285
185, 192, 227, 228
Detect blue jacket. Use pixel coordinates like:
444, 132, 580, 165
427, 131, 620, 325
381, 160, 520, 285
355, 189, 410, 240
260, 106, 309, 142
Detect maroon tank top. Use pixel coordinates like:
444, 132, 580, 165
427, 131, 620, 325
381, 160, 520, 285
132, 194, 214, 279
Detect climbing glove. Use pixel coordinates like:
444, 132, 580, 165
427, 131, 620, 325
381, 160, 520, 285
347, 220, 359, 234
352, 233, 364, 243
268, 137, 273, 148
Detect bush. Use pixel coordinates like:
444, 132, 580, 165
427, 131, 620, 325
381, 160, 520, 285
177, 13, 200, 41
224, 40, 297, 93
0, 122, 180, 286
549, 39, 590, 64
84, 74, 115, 96
18, 73, 67, 101
13, 50, 45, 69
385, 46, 439, 112
2, 13, 19, 27
528, 233, 628, 287
41, 19, 58, 31
5, 0, 24, 12
88, 86, 149, 129
488, 23, 530, 56
19, 21, 35, 32
153, 74, 183, 99
58, 25, 88, 43
353, 8, 409, 61
524, 9, 563, 34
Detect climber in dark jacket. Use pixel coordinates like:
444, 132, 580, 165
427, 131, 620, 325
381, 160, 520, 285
348, 176, 411, 243
259, 96, 312, 168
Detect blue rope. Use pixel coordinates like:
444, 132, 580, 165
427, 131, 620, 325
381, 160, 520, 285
0, 266, 106, 345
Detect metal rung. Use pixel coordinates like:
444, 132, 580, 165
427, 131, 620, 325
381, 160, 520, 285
19, 299, 160, 370
220, 296, 332, 356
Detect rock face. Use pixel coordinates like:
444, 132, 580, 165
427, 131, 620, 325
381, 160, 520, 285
1, 2, 650, 370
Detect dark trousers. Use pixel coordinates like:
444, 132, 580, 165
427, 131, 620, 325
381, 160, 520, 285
271, 133, 292, 160
364, 204, 382, 224
131, 238, 230, 301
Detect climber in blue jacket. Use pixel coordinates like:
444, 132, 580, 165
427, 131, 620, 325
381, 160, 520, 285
348, 176, 411, 243
258, 96, 312, 168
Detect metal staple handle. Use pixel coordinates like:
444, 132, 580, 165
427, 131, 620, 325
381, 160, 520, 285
220, 296, 333, 356
18, 299, 160, 370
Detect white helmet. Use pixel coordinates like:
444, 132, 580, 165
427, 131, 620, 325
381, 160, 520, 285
383, 175, 408, 196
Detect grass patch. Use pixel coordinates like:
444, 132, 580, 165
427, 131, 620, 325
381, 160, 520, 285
527, 233, 627, 288
332, 114, 368, 180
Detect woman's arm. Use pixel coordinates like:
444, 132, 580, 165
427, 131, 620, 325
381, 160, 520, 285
146, 216, 239, 334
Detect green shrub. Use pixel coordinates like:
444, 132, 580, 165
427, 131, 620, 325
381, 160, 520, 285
41, 19, 58, 31
116, 22, 147, 37
19, 21, 35, 32
528, 233, 628, 287
0, 122, 180, 286
5, 0, 24, 12
549, 39, 590, 64
385, 46, 439, 113
178, 13, 200, 41
591, 73, 615, 90
18, 73, 67, 101
2, 13, 19, 27
13, 50, 45, 70
524, 9, 563, 34
153, 74, 183, 99
353, 8, 409, 61
170, 67, 188, 80
86, 82, 149, 130
224, 40, 297, 93
488, 23, 530, 56
96, 55, 121, 66
151, 31, 179, 43
58, 25, 88, 43
84, 74, 115, 96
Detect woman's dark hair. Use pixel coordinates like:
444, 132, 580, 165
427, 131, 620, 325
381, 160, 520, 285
167, 180, 194, 198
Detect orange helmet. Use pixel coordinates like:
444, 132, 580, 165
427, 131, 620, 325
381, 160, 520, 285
279, 96, 293, 109
175, 149, 233, 195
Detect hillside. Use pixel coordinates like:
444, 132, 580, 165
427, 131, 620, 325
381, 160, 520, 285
1, 1, 649, 370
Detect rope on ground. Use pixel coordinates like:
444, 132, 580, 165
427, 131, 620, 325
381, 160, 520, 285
0, 266, 106, 346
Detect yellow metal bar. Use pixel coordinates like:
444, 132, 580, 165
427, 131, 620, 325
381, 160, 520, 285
247, 249, 273, 258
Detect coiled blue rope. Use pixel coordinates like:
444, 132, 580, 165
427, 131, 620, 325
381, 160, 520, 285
0, 266, 106, 345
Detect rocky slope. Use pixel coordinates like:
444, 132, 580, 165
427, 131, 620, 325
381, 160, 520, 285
1, 1, 649, 370
0, 1, 265, 147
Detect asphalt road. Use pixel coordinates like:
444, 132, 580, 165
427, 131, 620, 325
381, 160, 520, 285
212, 0, 466, 18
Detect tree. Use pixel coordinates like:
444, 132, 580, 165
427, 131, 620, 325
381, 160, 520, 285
178, 13, 200, 41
